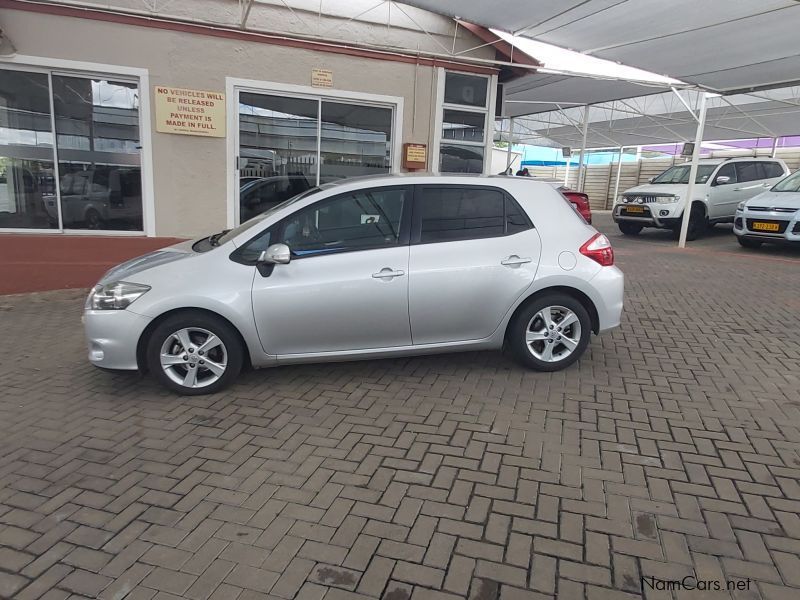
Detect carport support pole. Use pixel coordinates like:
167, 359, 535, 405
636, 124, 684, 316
506, 118, 514, 171
612, 146, 624, 209
677, 93, 709, 249
577, 105, 590, 191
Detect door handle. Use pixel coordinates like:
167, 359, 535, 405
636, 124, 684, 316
372, 268, 405, 279
501, 255, 532, 267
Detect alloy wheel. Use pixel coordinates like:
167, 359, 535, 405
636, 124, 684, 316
159, 327, 228, 389
525, 305, 582, 362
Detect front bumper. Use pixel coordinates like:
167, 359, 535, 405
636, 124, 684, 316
733, 210, 800, 243
83, 308, 153, 370
612, 203, 682, 228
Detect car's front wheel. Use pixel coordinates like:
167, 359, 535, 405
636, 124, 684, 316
618, 222, 643, 235
146, 312, 243, 395
508, 294, 592, 372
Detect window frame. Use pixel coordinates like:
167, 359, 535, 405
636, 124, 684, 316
432, 68, 498, 176
231, 184, 413, 265
0, 57, 153, 236
410, 184, 532, 246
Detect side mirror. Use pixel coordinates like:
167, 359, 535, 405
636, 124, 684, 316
714, 175, 730, 185
259, 243, 291, 265
648, 177, 655, 183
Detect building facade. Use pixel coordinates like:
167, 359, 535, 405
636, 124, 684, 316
0, 0, 514, 239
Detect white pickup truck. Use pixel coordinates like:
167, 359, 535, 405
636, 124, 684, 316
613, 157, 789, 240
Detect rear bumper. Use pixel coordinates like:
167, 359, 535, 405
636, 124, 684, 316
83, 308, 152, 370
589, 266, 624, 333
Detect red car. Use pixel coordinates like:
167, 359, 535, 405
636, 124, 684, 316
561, 188, 592, 224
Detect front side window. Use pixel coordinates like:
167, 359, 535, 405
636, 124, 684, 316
418, 186, 528, 243
276, 186, 408, 256
772, 169, 800, 192
714, 163, 737, 185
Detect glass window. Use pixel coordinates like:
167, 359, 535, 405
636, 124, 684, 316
762, 162, 785, 179
52, 75, 142, 231
506, 196, 531, 234
444, 72, 488, 108
419, 187, 505, 243
277, 186, 407, 255
0, 69, 58, 229
714, 163, 737, 184
320, 101, 392, 180
735, 161, 763, 183
239, 93, 318, 222
772, 170, 800, 192
439, 144, 484, 174
442, 109, 485, 143
651, 164, 717, 184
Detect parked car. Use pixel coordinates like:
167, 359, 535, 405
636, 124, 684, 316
535, 179, 592, 223
733, 168, 800, 248
84, 175, 624, 395
613, 157, 789, 240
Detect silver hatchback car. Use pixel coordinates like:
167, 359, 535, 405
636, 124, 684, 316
84, 175, 624, 395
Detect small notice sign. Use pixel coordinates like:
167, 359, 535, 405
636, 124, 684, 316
311, 68, 333, 88
154, 86, 225, 137
403, 143, 427, 170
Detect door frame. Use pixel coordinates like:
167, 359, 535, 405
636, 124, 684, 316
225, 77, 404, 229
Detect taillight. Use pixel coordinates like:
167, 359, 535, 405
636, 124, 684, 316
580, 233, 614, 266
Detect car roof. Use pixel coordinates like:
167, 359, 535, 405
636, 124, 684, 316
316, 172, 558, 190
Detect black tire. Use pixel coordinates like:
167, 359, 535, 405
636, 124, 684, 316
737, 237, 763, 249
508, 293, 592, 372
685, 205, 708, 241
85, 208, 104, 230
618, 222, 643, 236
146, 311, 243, 395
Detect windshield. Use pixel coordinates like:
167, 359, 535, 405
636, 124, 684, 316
214, 186, 323, 246
771, 169, 800, 192
651, 164, 717, 184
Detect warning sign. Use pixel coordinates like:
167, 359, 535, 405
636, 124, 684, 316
154, 86, 226, 138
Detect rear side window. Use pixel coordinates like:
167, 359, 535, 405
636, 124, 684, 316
417, 186, 530, 243
735, 162, 764, 182
762, 162, 785, 179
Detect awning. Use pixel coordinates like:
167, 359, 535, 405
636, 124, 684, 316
404, 0, 800, 95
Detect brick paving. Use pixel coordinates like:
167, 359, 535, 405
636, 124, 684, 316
1, 215, 800, 600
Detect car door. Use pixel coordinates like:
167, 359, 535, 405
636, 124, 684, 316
408, 185, 541, 345
707, 162, 738, 219
734, 161, 772, 204
249, 185, 412, 356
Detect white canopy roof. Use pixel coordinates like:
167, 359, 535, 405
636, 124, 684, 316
404, 0, 800, 96
504, 86, 800, 148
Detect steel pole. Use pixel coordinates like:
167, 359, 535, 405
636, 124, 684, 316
506, 117, 514, 173
677, 93, 709, 248
612, 146, 624, 208
577, 105, 590, 192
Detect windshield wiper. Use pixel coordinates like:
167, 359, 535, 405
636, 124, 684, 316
208, 229, 230, 247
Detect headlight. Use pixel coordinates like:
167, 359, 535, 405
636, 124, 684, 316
737, 201, 746, 211
86, 281, 150, 310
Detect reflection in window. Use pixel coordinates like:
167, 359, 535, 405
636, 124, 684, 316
319, 102, 391, 180
238, 93, 319, 222
52, 76, 142, 231
442, 109, 485, 143
439, 144, 484, 174
0, 69, 58, 229
279, 187, 406, 255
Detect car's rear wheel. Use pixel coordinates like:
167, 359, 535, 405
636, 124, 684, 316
146, 312, 243, 395
508, 294, 592, 372
737, 237, 763, 249
618, 222, 643, 236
